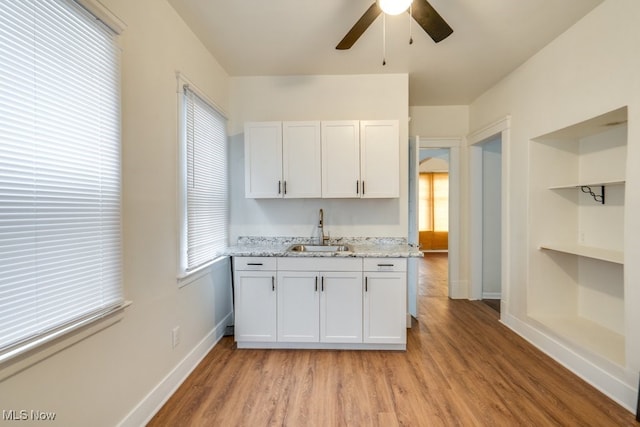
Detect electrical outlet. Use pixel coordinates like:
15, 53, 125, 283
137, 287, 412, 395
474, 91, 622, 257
172, 326, 180, 348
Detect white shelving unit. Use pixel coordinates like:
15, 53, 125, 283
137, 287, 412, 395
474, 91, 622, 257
539, 244, 623, 265
529, 107, 627, 368
548, 180, 625, 190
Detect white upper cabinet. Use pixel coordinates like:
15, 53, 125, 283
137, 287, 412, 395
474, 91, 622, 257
282, 121, 322, 198
245, 121, 321, 198
244, 122, 282, 198
321, 121, 360, 198
322, 120, 399, 198
360, 120, 400, 198
246, 119, 399, 199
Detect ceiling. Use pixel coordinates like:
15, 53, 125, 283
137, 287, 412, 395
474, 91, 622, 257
167, 0, 603, 106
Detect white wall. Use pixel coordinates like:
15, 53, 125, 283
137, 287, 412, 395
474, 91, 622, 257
409, 105, 469, 137
0, 1, 233, 426
228, 74, 409, 242
469, 0, 640, 410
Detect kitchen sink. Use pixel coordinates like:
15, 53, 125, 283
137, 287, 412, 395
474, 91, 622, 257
287, 244, 352, 253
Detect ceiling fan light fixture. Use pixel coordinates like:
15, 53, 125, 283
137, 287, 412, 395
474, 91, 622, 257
378, 0, 412, 15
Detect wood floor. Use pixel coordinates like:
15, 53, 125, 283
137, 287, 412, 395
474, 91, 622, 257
148, 253, 636, 426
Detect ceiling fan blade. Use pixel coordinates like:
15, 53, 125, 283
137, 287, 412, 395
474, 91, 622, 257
336, 2, 382, 50
411, 0, 453, 43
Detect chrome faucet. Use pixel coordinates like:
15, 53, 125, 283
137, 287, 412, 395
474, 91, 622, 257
318, 208, 329, 245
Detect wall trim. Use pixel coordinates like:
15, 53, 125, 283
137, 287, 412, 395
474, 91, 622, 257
502, 313, 638, 413
449, 280, 469, 299
117, 311, 233, 427
482, 292, 501, 299
467, 116, 511, 146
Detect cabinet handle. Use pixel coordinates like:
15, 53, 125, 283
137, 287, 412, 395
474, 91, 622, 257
362, 181, 365, 195
321, 276, 324, 292
356, 180, 359, 194
284, 180, 287, 195
272, 276, 275, 291
247, 263, 263, 266
315, 276, 318, 292
377, 263, 394, 267
365, 276, 368, 292
278, 180, 281, 194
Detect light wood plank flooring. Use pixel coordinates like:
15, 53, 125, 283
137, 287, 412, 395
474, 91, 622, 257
148, 253, 636, 426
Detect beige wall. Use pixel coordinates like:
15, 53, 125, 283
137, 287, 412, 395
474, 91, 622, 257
0, 1, 233, 426
228, 74, 410, 241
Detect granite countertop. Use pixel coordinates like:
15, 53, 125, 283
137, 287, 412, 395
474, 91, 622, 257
221, 236, 423, 258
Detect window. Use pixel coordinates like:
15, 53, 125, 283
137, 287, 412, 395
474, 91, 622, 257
0, 0, 123, 361
178, 81, 228, 278
419, 172, 449, 251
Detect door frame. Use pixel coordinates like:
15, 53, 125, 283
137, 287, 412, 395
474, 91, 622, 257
467, 117, 511, 316
408, 137, 462, 301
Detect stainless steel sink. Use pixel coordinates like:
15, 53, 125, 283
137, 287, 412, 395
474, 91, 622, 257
287, 244, 352, 253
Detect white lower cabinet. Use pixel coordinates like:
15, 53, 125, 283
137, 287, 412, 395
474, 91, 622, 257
277, 271, 319, 342
319, 271, 363, 343
363, 259, 407, 345
278, 258, 363, 344
233, 258, 277, 342
234, 256, 406, 350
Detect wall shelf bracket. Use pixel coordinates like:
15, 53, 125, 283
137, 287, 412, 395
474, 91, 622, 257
580, 185, 605, 204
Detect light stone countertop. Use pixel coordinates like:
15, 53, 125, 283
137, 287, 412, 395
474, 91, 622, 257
221, 236, 423, 258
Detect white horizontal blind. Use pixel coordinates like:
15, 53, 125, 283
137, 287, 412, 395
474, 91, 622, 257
0, 0, 122, 355
184, 87, 228, 271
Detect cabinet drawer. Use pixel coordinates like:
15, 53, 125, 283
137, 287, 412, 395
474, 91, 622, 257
234, 257, 277, 271
363, 258, 406, 272
278, 257, 362, 272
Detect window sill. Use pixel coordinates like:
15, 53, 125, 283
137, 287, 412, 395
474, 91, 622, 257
177, 256, 229, 288
0, 300, 132, 382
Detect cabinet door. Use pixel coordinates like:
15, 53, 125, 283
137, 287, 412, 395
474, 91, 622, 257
320, 271, 363, 343
360, 120, 399, 198
234, 271, 277, 342
282, 121, 321, 198
244, 122, 282, 198
363, 272, 406, 344
277, 271, 320, 342
321, 121, 360, 198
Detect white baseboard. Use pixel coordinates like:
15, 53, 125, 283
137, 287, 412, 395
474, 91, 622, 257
482, 292, 501, 300
117, 311, 233, 427
502, 312, 638, 413
449, 280, 468, 299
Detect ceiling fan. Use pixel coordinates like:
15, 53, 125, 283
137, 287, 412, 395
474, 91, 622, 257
336, 0, 453, 50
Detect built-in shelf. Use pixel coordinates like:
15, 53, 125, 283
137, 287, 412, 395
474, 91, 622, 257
548, 180, 625, 190
539, 244, 623, 264
529, 107, 628, 403
531, 315, 625, 367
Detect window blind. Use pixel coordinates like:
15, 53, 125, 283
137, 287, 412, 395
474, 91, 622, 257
0, 0, 123, 356
183, 87, 228, 272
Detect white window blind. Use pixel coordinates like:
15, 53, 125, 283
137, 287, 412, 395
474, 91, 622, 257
182, 86, 228, 273
0, 0, 123, 358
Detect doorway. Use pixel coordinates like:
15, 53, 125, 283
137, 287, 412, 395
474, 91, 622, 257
468, 116, 510, 315
408, 137, 462, 319
418, 151, 449, 251
481, 137, 502, 308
